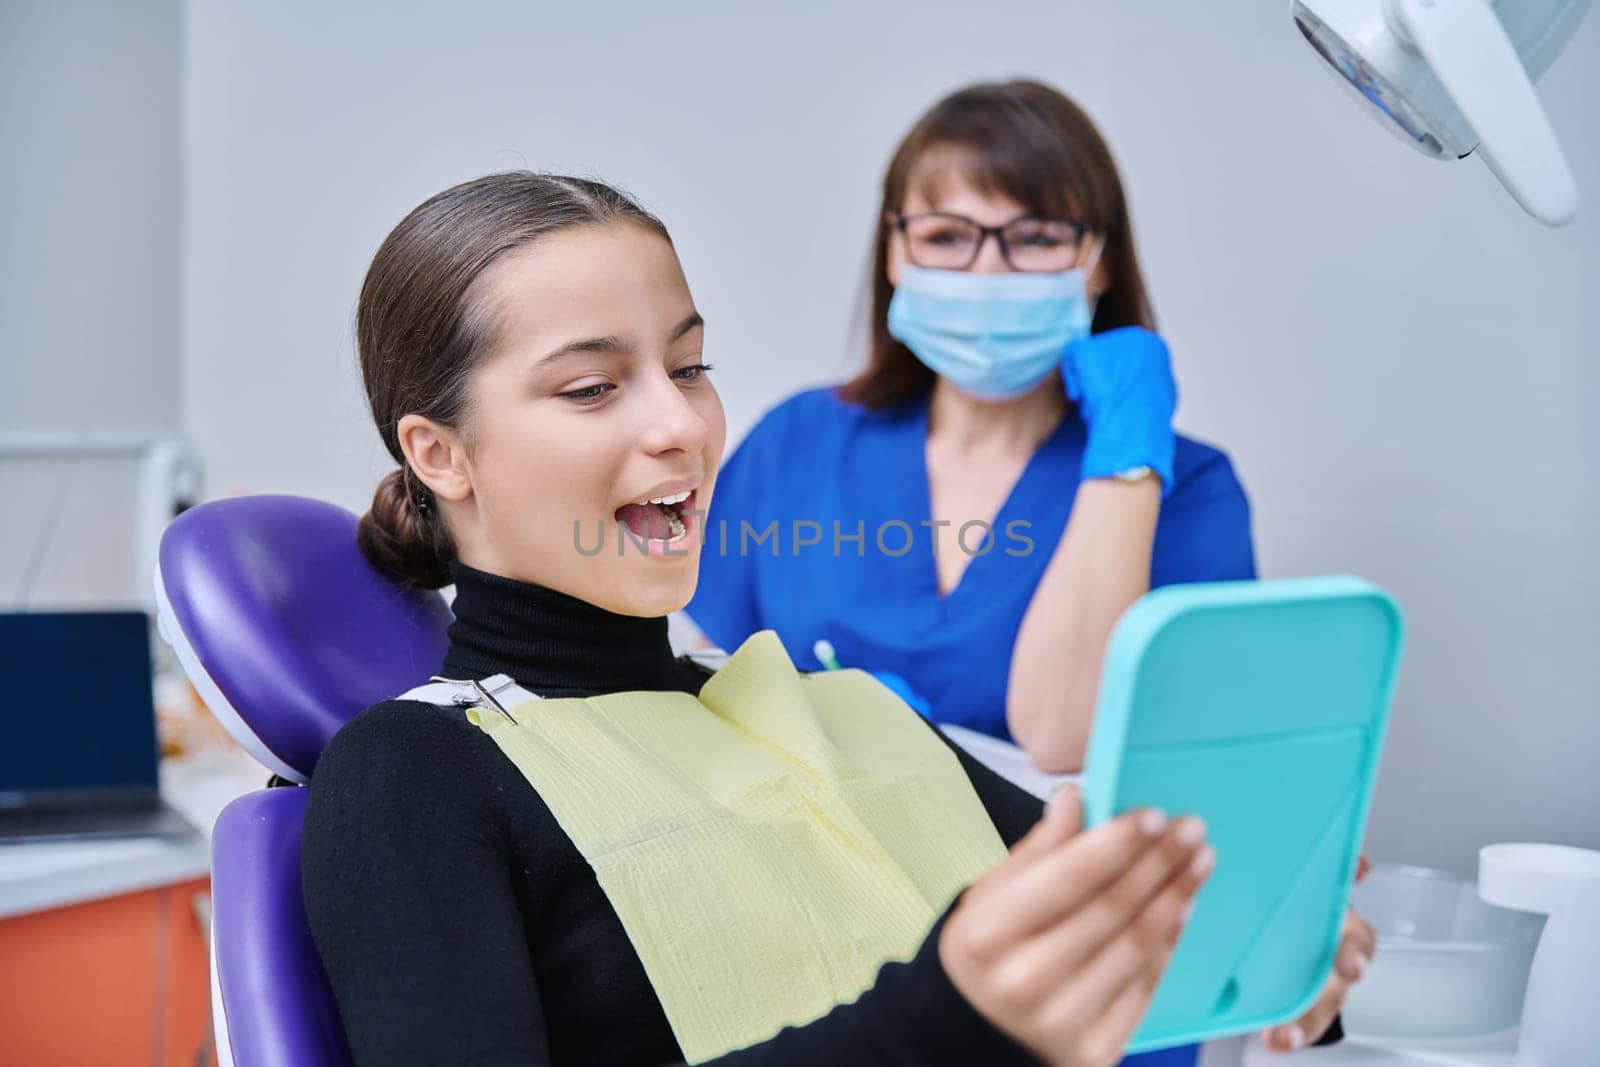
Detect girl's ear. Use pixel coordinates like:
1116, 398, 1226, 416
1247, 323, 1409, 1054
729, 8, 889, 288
398, 414, 472, 503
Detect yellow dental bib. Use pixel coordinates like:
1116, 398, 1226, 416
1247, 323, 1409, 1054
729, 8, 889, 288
464, 630, 1008, 1063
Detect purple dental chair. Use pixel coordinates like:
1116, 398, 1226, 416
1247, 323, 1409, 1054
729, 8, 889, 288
154, 495, 453, 1067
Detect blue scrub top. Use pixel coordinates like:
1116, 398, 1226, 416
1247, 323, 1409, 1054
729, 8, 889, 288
690, 385, 1256, 741
689, 387, 1256, 1067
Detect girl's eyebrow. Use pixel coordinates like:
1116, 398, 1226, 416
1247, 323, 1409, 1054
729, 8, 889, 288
536, 312, 704, 368
536, 335, 630, 367
669, 312, 705, 343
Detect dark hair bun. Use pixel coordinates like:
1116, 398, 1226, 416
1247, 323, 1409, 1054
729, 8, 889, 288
357, 469, 454, 589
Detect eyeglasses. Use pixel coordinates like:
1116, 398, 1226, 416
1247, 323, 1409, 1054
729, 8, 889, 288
893, 212, 1091, 273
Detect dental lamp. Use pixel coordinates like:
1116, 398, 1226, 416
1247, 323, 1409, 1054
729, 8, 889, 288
1293, 0, 1593, 225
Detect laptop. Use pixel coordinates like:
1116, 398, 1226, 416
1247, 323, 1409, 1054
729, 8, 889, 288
0, 611, 198, 843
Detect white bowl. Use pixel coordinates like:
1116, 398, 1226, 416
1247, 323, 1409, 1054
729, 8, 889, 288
1341, 863, 1544, 1039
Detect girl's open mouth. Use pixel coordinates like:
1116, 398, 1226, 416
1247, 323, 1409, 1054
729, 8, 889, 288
613, 488, 697, 549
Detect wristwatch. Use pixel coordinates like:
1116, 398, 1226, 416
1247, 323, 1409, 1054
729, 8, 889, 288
1111, 465, 1158, 485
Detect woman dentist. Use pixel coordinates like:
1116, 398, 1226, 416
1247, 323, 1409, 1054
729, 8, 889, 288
688, 80, 1355, 1061
691, 79, 1253, 776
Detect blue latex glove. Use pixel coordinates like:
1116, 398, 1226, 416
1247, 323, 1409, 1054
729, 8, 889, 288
870, 671, 933, 718
1060, 325, 1178, 495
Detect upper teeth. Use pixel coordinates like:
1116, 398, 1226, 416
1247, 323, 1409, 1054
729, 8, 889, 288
643, 490, 692, 506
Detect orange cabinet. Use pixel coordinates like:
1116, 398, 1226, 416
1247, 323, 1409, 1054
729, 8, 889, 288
0, 877, 212, 1067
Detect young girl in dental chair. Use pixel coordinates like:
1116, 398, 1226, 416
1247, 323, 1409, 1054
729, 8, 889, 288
301, 172, 1366, 1066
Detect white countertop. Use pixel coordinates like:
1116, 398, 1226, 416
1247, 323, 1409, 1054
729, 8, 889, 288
1198, 1028, 1518, 1066
1250, 1030, 1516, 1066
0, 746, 268, 920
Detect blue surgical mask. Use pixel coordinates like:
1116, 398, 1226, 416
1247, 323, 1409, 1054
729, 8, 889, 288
887, 265, 1097, 402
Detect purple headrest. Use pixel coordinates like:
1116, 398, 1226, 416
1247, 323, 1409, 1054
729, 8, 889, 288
156, 494, 451, 782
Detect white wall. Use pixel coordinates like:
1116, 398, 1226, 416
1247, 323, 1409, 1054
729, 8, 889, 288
0, 0, 183, 606
1100, 4, 1600, 879
181, 0, 1599, 873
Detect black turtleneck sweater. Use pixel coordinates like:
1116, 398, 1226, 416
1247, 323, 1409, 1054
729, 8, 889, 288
301, 562, 1047, 1066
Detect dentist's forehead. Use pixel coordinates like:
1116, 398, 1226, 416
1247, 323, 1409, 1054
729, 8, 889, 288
904, 141, 1085, 222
